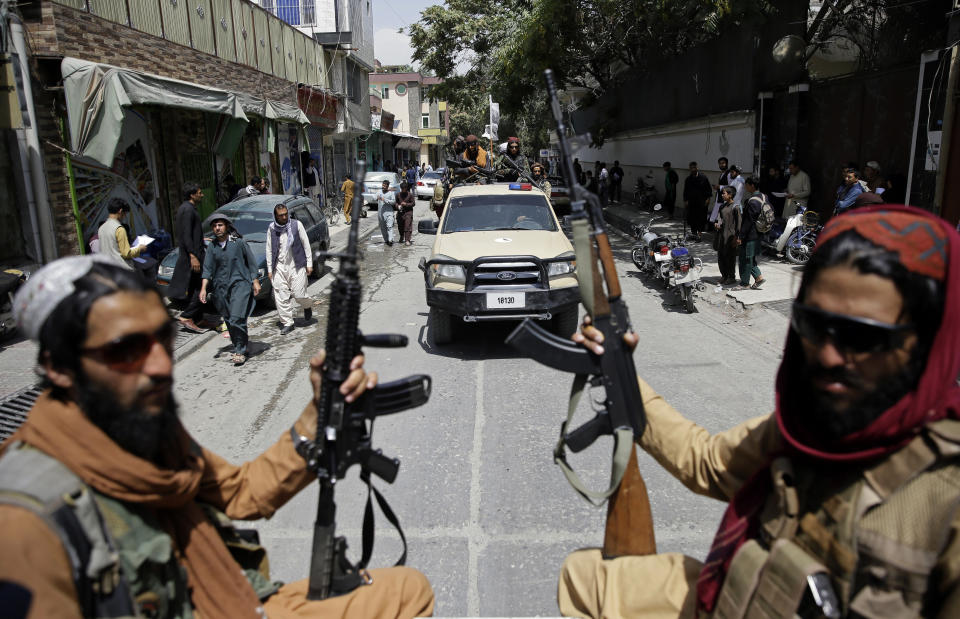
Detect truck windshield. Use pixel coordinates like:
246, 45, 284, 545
442, 194, 558, 233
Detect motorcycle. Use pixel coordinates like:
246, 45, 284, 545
633, 175, 657, 210
784, 207, 822, 265
630, 205, 703, 313
0, 268, 28, 340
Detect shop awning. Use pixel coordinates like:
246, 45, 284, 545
62, 57, 306, 167
392, 132, 422, 151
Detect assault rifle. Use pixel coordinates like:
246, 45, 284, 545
505, 69, 656, 559
294, 159, 432, 600
496, 155, 545, 191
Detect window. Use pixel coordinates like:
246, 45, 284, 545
422, 113, 429, 129
382, 86, 389, 99
396, 84, 407, 96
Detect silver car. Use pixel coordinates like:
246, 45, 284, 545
416, 171, 444, 200
361, 171, 401, 208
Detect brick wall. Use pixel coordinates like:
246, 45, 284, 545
25, 1, 302, 256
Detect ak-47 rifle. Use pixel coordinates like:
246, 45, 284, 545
497, 155, 546, 192
293, 159, 432, 600
505, 70, 656, 559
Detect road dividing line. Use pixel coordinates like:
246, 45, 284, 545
467, 359, 485, 615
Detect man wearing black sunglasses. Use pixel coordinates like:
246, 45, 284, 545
561, 205, 959, 618
0, 256, 434, 617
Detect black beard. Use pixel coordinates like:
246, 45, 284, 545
796, 355, 923, 441
77, 374, 179, 464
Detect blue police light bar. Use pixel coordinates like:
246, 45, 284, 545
509, 183, 533, 190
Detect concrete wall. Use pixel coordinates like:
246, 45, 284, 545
569, 111, 755, 203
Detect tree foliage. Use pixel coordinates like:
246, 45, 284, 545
408, 0, 773, 151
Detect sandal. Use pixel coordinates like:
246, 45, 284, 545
232, 353, 246, 366
750, 279, 765, 290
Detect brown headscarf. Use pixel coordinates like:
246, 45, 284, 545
2, 392, 263, 618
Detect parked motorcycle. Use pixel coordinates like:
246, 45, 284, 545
0, 268, 28, 340
784, 208, 822, 265
630, 205, 703, 313
633, 174, 657, 210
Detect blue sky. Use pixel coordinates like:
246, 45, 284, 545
372, 0, 438, 67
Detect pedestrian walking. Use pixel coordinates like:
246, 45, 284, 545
734, 176, 766, 290
713, 186, 741, 285
1, 256, 435, 618
708, 157, 730, 223
199, 214, 260, 365
266, 204, 313, 335
662, 162, 679, 216
376, 179, 398, 246
574, 158, 584, 185
340, 173, 356, 224
683, 161, 712, 242
169, 183, 210, 334
397, 181, 416, 246
609, 160, 624, 203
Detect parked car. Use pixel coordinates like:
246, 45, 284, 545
416, 171, 444, 200
157, 194, 329, 303
361, 171, 401, 208
417, 183, 580, 345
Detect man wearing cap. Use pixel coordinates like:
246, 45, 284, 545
560, 205, 960, 618
267, 203, 313, 335
862, 161, 885, 194
459, 135, 490, 174
496, 137, 529, 183
199, 214, 260, 366
531, 162, 552, 203
0, 255, 434, 618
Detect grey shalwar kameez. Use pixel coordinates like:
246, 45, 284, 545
202, 236, 258, 356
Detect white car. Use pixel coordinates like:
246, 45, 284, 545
361, 171, 401, 207
416, 171, 444, 200
417, 183, 580, 345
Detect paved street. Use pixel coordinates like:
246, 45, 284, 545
170, 199, 791, 616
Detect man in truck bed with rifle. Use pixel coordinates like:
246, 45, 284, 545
559, 205, 960, 618
0, 255, 433, 618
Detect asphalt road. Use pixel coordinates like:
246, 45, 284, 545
173, 200, 790, 616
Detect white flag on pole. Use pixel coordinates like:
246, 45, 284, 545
489, 95, 500, 141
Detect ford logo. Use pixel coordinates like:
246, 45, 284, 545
497, 271, 517, 281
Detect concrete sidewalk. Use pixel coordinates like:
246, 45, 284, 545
602, 201, 802, 309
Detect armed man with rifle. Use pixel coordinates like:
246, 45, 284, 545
495, 136, 530, 183
510, 70, 960, 619
0, 165, 435, 618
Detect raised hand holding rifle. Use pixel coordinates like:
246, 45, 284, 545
294, 159, 432, 600
505, 69, 655, 559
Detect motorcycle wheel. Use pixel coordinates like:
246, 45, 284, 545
631, 247, 645, 270
786, 235, 816, 265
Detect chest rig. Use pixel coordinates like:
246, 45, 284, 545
713, 419, 960, 619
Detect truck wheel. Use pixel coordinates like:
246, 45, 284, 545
430, 307, 454, 345
552, 306, 579, 338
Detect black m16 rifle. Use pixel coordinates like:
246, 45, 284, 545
293, 159, 432, 600
505, 70, 656, 559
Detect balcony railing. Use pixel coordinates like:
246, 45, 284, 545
55, 0, 326, 88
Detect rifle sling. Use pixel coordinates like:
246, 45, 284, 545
554, 373, 634, 506
359, 468, 407, 570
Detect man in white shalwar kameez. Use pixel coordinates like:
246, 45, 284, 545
266, 204, 313, 334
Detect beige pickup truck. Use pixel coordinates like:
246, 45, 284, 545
417, 183, 580, 345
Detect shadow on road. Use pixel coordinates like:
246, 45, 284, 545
416, 311, 533, 361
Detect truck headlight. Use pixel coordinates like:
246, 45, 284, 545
548, 253, 577, 277
429, 255, 465, 284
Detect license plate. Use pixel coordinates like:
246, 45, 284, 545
486, 292, 525, 309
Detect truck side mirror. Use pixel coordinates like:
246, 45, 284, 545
417, 219, 438, 235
